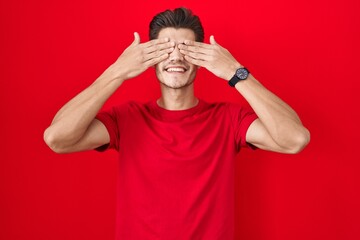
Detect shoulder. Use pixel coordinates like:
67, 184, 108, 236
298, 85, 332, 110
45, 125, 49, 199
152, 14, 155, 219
209, 101, 257, 126
97, 101, 149, 123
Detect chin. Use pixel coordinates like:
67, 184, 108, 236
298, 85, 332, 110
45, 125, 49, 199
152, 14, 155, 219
155, 64, 198, 89
159, 78, 194, 89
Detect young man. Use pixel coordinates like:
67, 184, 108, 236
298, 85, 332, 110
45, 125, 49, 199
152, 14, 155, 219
44, 7, 310, 239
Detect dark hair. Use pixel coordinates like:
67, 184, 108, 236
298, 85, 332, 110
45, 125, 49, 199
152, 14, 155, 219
149, 7, 204, 42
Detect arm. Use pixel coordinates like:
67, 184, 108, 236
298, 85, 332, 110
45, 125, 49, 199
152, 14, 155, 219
236, 76, 310, 154
178, 36, 310, 154
44, 33, 175, 153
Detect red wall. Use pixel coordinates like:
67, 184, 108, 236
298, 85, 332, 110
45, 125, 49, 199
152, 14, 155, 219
1, 0, 359, 239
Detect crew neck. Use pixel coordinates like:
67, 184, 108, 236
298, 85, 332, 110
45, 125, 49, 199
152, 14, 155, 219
148, 99, 206, 122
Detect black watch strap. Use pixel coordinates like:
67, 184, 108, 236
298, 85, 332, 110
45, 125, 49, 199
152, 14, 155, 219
228, 68, 250, 87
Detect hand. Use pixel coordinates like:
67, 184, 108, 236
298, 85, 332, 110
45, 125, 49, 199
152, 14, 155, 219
178, 36, 242, 80
109, 32, 175, 80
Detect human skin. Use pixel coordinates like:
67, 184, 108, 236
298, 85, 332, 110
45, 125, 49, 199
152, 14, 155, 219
178, 36, 310, 153
154, 28, 199, 110
43, 32, 176, 153
44, 27, 310, 154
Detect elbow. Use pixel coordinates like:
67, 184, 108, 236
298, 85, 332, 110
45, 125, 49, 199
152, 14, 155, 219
286, 128, 311, 154
43, 127, 69, 154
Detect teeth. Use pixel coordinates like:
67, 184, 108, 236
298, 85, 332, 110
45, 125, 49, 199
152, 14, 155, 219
166, 67, 185, 72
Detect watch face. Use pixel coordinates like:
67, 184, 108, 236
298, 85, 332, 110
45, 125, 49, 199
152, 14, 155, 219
236, 68, 249, 80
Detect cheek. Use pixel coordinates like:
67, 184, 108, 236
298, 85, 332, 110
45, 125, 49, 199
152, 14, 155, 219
189, 65, 199, 74
155, 65, 166, 81
154, 64, 162, 74
156, 61, 167, 71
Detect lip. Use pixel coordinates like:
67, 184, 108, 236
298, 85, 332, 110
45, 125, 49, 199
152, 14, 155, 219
164, 65, 188, 72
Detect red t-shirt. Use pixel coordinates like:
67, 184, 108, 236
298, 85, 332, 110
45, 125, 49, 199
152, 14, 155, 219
96, 100, 258, 240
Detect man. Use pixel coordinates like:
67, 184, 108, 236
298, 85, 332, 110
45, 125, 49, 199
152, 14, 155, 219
44, 7, 310, 240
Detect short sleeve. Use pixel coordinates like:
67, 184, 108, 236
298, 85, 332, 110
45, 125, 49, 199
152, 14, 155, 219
227, 103, 258, 151
95, 106, 122, 152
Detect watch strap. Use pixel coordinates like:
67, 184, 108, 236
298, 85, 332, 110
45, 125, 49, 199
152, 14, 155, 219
228, 75, 241, 87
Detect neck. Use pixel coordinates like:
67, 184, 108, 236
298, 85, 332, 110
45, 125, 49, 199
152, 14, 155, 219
157, 84, 198, 110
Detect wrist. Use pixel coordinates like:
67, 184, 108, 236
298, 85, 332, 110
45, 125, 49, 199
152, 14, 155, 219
234, 73, 257, 90
103, 64, 127, 83
226, 62, 242, 80
228, 65, 250, 87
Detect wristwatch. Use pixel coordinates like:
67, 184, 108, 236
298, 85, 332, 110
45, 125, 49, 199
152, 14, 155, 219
228, 67, 250, 87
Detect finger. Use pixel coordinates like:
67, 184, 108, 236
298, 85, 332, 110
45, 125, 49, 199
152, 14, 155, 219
145, 53, 170, 67
143, 37, 170, 48
143, 47, 174, 62
183, 55, 207, 67
183, 40, 213, 49
178, 44, 213, 55
143, 41, 175, 54
133, 32, 140, 45
210, 35, 217, 45
179, 49, 211, 61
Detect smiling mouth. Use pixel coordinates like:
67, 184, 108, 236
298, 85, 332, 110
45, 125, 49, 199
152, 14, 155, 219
165, 67, 187, 73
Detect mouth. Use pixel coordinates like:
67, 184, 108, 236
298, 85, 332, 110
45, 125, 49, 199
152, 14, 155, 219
164, 66, 188, 73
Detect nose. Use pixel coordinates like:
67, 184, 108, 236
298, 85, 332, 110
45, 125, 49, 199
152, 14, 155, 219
169, 44, 184, 62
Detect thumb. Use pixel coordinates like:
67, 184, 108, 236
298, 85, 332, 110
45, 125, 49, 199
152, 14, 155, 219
210, 35, 217, 45
132, 32, 140, 45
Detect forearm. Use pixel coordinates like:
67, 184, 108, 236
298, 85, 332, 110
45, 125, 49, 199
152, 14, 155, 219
44, 33, 174, 152
235, 75, 310, 150
45, 66, 124, 148
177, 36, 309, 152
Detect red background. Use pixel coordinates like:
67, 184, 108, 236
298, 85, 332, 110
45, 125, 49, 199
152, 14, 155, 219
1, 0, 359, 239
